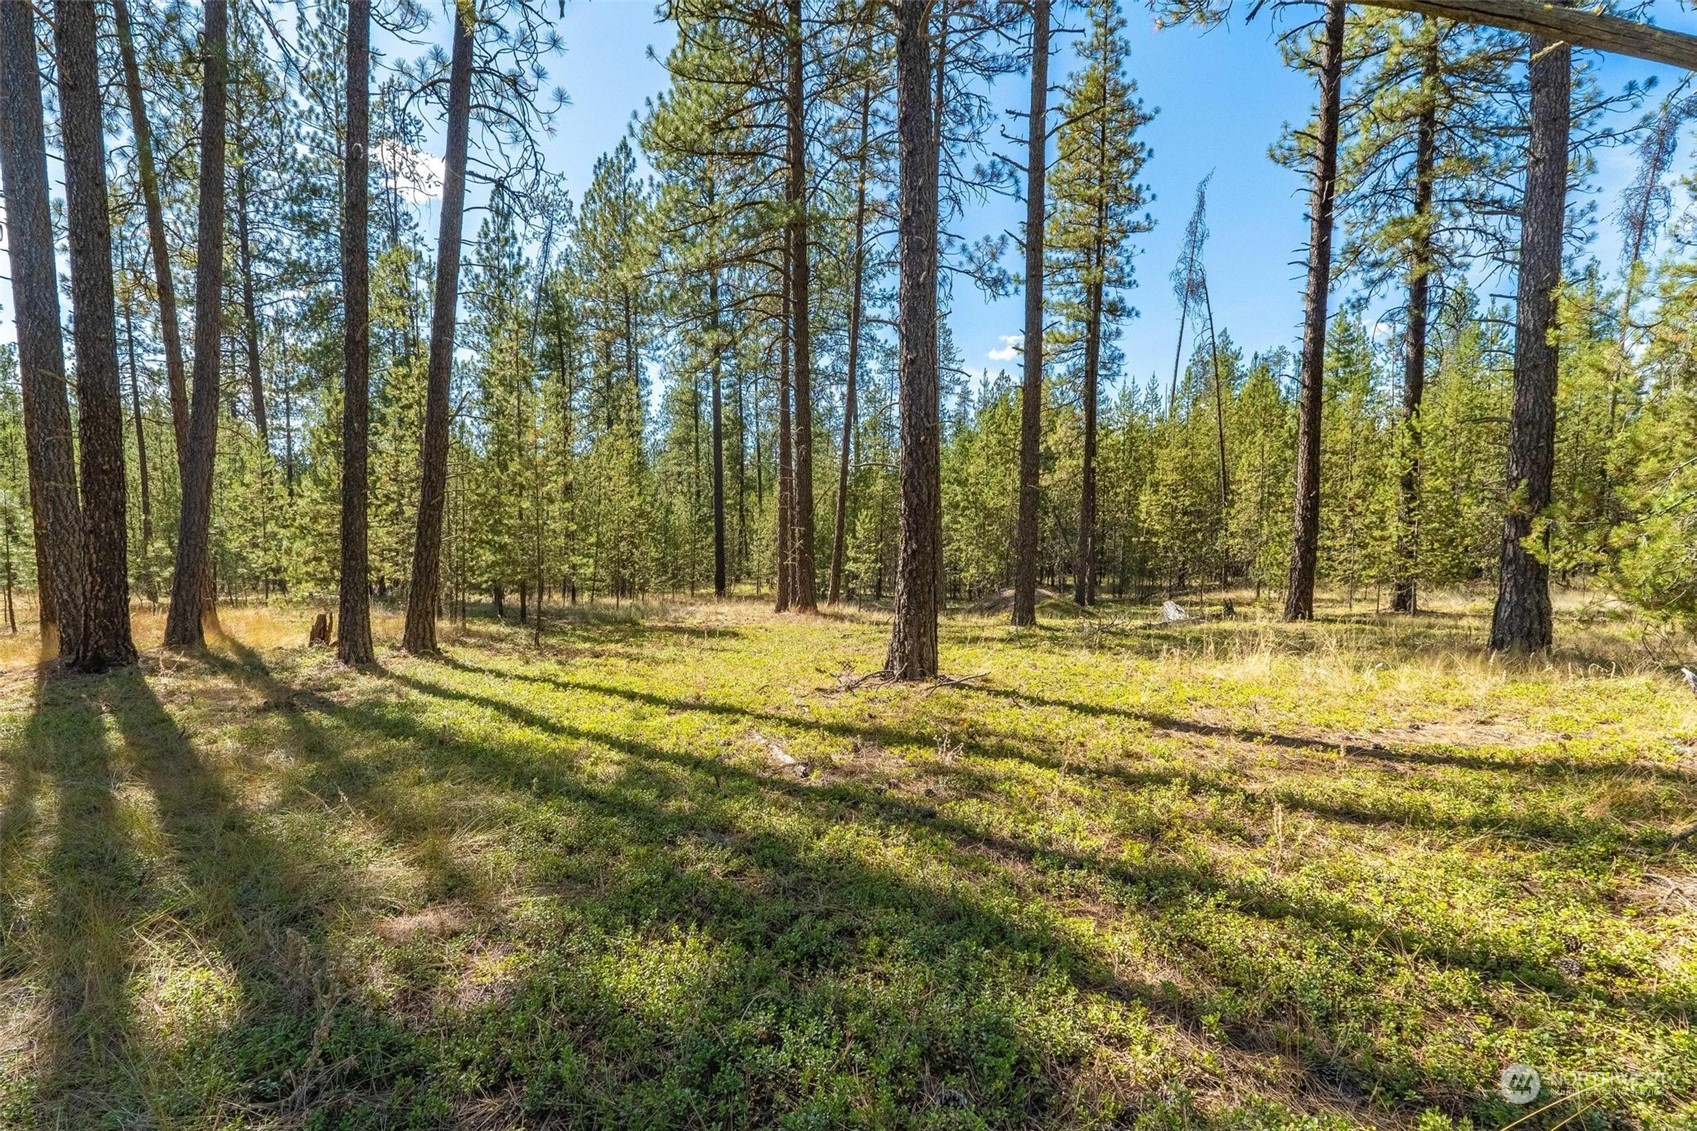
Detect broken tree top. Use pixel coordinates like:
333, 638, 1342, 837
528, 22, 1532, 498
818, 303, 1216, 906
1364, 1, 1697, 71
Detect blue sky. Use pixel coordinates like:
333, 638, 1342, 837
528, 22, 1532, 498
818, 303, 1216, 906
491, 0, 1697, 399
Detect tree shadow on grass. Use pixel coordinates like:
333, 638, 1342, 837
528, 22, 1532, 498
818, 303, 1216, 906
7, 663, 401, 1126
441, 657, 1683, 851
157, 643, 1682, 1125
394, 666, 1664, 1097
9, 671, 139, 1120
961, 684, 1697, 791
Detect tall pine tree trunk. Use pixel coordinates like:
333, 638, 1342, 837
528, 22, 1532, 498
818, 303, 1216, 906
164, 0, 230, 649
1282, 0, 1346, 622
0, 0, 83, 658
1391, 30, 1438, 615
786, 0, 818, 612
58, 0, 137, 668
402, 7, 474, 655
829, 84, 872, 606
1489, 31, 1570, 652
1012, 0, 1049, 627
338, 0, 375, 666
114, 0, 190, 457
885, 0, 941, 680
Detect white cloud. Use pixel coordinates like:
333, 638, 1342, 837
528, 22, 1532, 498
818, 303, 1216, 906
987, 334, 1021, 363
374, 139, 445, 204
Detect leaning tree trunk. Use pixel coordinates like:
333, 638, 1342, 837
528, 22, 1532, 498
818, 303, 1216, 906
0, 0, 83, 658
1282, 0, 1346, 622
114, 0, 189, 456
884, 0, 941, 681
829, 84, 872, 606
1391, 30, 1438, 615
57, 0, 137, 669
1203, 277, 1229, 588
337, 0, 375, 666
786, 0, 818, 612
402, 6, 474, 655
1012, 0, 1049, 627
1489, 31, 1570, 652
164, 0, 230, 650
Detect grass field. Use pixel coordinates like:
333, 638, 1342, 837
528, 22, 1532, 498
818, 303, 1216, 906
0, 593, 1694, 1128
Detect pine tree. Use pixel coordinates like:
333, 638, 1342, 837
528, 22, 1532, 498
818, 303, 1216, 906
1045, 0, 1153, 606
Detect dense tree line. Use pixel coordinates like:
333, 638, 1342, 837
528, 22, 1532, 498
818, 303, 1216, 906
1, 0, 1696, 676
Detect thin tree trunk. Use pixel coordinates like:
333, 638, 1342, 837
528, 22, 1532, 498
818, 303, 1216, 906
786, 0, 818, 612
402, 7, 474, 655
1012, 0, 1049, 627
1282, 0, 1346, 622
236, 162, 268, 442
710, 270, 728, 598
829, 83, 872, 606
885, 0, 941, 680
1075, 278, 1101, 607
0, 0, 83, 658
1489, 31, 1569, 652
1203, 276, 1229, 587
58, 0, 138, 668
125, 285, 153, 561
338, 0, 375, 665
775, 266, 794, 613
1168, 300, 1188, 414
114, 0, 189, 458
1391, 29, 1438, 615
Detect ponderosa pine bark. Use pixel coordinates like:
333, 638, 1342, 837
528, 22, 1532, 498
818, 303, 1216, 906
337, 0, 375, 666
885, 0, 941, 680
786, 0, 818, 612
1391, 29, 1439, 615
402, 6, 475, 654
57, 0, 137, 669
1489, 31, 1570, 652
0, 0, 83, 658
828, 83, 872, 606
164, 0, 230, 649
1282, 0, 1346, 622
1012, 0, 1049, 627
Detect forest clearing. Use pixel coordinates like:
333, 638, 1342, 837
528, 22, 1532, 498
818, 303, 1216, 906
2, 593, 1694, 1127
9, 0, 1697, 1124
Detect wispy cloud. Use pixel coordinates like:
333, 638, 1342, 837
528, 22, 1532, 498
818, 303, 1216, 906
987, 334, 1021, 363
374, 139, 445, 204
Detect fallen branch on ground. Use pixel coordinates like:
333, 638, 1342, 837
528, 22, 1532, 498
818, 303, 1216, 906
922, 672, 990, 697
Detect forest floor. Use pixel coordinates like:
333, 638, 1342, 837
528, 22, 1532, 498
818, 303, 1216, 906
0, 592, 1694, 1129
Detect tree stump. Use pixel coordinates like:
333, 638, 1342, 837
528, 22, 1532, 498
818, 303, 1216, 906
309, 612, 332, 646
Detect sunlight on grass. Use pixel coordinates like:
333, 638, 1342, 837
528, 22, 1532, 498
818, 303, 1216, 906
0, 592, 1693, 1127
